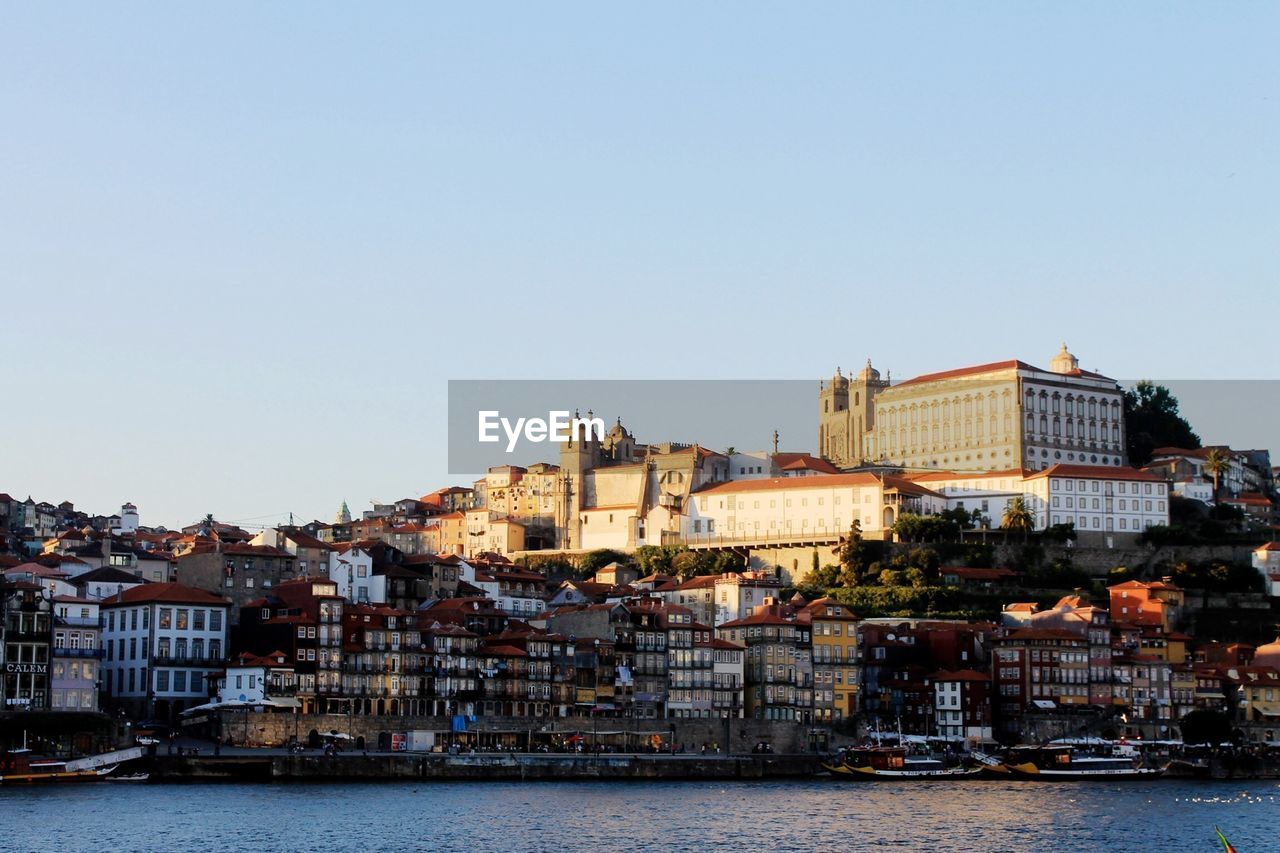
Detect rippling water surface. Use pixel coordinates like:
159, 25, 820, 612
2, 779, 1276, 851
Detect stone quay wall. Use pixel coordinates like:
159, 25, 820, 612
204, 710, 844, 754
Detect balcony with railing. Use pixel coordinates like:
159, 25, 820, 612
53, 646, 105, 658
151, 655, 219, 668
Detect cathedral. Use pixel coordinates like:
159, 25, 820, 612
819, 345, 1128, 473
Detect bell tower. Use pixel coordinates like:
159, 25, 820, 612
818, 368, 851, 466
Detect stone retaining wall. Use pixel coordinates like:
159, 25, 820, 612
204, 711, 843, 754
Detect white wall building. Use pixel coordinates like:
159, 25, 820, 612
728, 451, 773, 480
461, 563, 546, 619
112, 502, 140, 535
685, 472, 948, 542
912, 464, 1170, 534
328, 545, 385, 604
51, 595, 102, 713
216, 651, 297, 707
100, 582, 230, 719
1254, 542, 1280, 597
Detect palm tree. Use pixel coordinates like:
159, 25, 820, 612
1203, 449, 1231, 505
198, 513, 215, 536
1001, 497, 1035, 540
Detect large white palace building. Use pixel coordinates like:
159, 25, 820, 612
819, 344, 1127, 473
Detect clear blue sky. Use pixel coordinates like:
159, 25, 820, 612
3, 3, 1276, 530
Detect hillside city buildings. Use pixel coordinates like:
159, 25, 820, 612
2, 347, 1278, 745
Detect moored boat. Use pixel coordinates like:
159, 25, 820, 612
975, 745, 1164, 780
828, 746, 984, 780
0, 750, 117, 784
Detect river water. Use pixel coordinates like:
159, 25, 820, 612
2, 779, 1275, 851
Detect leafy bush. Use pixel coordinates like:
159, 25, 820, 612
578, 549, 628, 575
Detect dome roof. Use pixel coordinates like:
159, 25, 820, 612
1254, 635, 1280, 669
857, 359, 880, 382
830, 367, 849, 389
1050, 342, 1079, 374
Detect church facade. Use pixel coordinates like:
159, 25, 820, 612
819, 345, 1128, 473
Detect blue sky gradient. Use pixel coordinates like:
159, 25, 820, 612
3, 3, 1276, 528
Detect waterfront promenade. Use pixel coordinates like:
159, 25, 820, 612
152, 749, 822, 781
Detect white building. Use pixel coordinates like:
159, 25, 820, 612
112, 502, 140, 535
728, 451, 773, 480
1253, 542, 1280, 597
711, 638, 745, 719
712, 573, 785, 627
931, 670, 992, 741
822, 346, 1128, 472
462, 562, 546, 619
72, 566, 148, 602
685, 472, 948, 542
216, 651, 297, 707
100, 582, 230, 720
911, 464, 1171, 534
328, 545, 385, 604
50, 595, 102, 713
1171, 480, 1214, 504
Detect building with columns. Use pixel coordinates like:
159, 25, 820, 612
819, 345, 1128, 473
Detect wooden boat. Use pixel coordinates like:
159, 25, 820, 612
829, 746, 984, 780
975, 746, 1164, 780
0, 751, 117, 784
107, 772, 151, 782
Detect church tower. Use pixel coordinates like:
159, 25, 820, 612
818, 368, 850, 464
819, 361, 887, 468
335, 500, 352, 525
556, 409, 603, 549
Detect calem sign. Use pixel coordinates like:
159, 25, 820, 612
478, 410, 606, 453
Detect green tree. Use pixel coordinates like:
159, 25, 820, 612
835, 520, 871, 586
892, 513, 960, 543
1001, 497, 1035, 539
1203, 448, 1232, 505
1108, 566, 1133, 585
1043, 522, 1077, 544
633, 545, 683, 576
799, 563, 841, 596
1123, 381, 1201, 466
578, 549, 627, 576
670, 550, 701, 580
905, 547, 941, 580
939, 506, 979, 531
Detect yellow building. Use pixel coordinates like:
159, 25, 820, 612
800, 597, 859, 723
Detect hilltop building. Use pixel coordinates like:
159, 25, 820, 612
819, 344, 1127, 473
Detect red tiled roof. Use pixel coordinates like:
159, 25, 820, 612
692, 472, 944, 498
777, 455, 841, 474
893, 360, 1034, 388
103, 582, 228, 607
1027, 464, 1167, 483
1003, 628, 1086, 642
942, 567, 1017, 581
481, 644, 527, 657
930, 669, 991, 682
